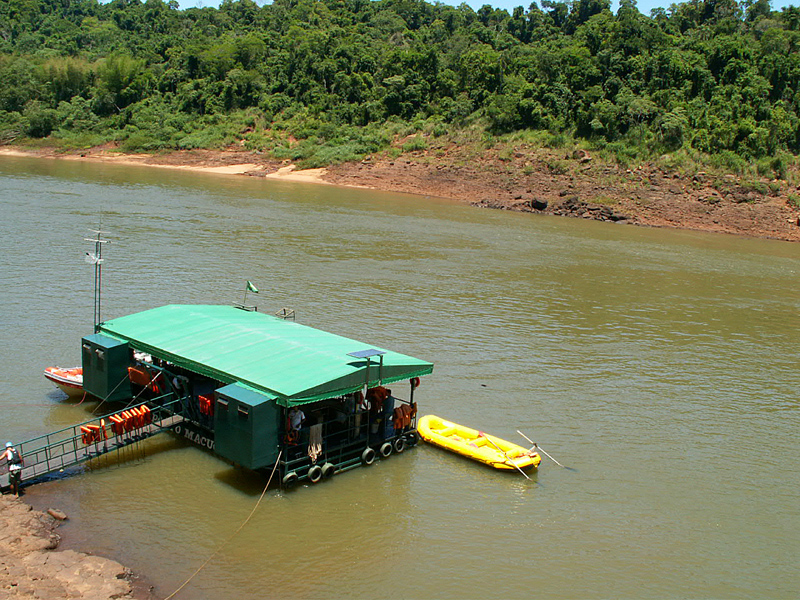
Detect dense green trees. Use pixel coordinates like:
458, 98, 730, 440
0, 0, 798, 168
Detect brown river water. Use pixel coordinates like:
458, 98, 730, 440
1, 155, 798, 599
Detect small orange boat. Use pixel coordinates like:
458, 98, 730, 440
43, 366, 84, 397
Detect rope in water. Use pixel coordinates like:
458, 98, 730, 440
163, 450, 283, 600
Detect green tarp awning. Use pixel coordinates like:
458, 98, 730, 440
97, 304, 433, 406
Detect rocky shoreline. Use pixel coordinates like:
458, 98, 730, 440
0, 494, 139, 600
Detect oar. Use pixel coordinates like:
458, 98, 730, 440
516, 430, 576, 471
480, 432, 531, 481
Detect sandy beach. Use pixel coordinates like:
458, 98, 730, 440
0, 148, 328, 183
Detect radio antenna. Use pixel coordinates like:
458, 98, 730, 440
84, 228, 110, 330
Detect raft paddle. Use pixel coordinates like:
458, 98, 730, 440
480, 432, 531, 481
516, 430, 575, 471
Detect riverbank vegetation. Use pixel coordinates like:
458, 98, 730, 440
1, 0, 799, 182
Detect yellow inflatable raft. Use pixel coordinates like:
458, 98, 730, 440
417, 415, 541, 471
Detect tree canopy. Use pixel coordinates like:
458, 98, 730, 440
0, 0, 798, 168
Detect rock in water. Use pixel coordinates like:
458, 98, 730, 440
47, 508, 68, 521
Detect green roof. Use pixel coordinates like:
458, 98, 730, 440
97, 305, 433, 406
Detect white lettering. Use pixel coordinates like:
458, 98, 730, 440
176, 426, 215, 450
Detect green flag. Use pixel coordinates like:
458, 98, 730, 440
246, 280, 259, 293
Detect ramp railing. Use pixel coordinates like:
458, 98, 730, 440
1, 394, 187, 490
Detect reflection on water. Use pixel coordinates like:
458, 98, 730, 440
1, 155, 799, 599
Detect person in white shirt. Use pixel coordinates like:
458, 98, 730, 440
4, 442, 22, 497
288, 408, 305, 431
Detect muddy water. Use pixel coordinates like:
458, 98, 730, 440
1, 155, 798, 599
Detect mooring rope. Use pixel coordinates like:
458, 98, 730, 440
162, 450, 283, 600
90, 372, 132, 415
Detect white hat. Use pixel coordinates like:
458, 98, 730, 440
5, 442, 11, 448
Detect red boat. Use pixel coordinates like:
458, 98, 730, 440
43, 366, 84, 397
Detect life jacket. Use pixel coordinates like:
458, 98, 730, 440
110, 414, 126, 435
393, 407, 404, 430
198, 395, 214, 417
392, 402, 418, 430
401, 404, 412, 428
284, 415, 300, 445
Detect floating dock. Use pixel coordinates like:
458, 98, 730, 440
4, 304, 432, 491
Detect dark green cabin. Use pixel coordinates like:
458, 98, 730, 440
81, 333, 132, 402
214, 383, 280, 469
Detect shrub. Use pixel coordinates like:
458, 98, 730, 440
546, 158, 569, 175
546, 132, 567, 148
23, 101, 58, 137
402, 134, 427, 152
756, 157, 773, 177
120, 132, 160, 152
432, 122, 448, 137
770, 154, 789, 180
708, 151, 748, 174
56, 97, 99, 131
741, 180, 769, 195
52, 131, 108, 149
0, 110, 28, 142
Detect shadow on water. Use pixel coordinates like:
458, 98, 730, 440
212, 466, 274, 496
415, 442, 543, 489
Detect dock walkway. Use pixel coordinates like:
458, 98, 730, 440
1, 397, 184, 491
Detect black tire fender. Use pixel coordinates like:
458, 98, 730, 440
308, 465, 323, 483
361, 447, 376, 465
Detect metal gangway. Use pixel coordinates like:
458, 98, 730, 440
1, 395, 186, 491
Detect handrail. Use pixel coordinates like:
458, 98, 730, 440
17, 393, 178, 450
2, 394, 187, 488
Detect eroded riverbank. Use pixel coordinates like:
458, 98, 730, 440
3, 145, 799, 242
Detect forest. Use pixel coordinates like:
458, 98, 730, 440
1, 0, 799, 176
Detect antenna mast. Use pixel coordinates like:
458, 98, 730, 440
85, 229, 110, 330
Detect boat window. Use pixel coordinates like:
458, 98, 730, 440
217, 398, 229, 410
95, 349, 105, 371
238, 406, 249, 419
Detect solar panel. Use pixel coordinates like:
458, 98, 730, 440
347, 349, 387, 359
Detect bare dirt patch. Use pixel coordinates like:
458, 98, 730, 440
324, 145, 800, 243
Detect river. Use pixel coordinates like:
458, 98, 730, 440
1, 155, 798, 599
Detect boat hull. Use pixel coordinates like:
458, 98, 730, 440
43, 367, 84, 398
417, 414, 540, 471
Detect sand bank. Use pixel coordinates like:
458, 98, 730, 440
0, 148, 328, 184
